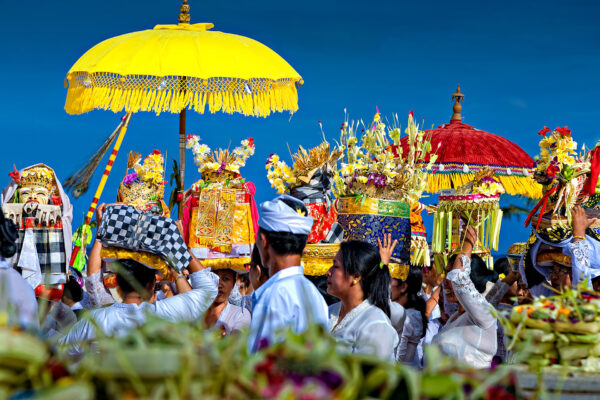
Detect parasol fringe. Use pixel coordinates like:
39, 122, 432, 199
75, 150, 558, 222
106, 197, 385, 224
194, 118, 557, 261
65, 75, 300, 118
426, 173, 542, 198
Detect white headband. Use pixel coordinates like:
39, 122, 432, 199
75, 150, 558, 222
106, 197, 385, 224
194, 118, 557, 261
259, 195, 313, 235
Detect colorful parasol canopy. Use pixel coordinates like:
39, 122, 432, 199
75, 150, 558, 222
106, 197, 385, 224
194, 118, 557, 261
401, 85, 541, 198
64, 19, 302, 117
64, 0, 303, 218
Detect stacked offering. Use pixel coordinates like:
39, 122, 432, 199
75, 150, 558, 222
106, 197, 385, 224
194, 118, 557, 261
265, 140, 343, 276
333, 110, 436, 276
432, 169, 504, 270
503, 285, 600, 371
184, 136, 257, 271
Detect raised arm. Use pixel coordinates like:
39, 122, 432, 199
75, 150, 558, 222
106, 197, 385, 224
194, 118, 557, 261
446, 226, 496, 330
153, 228, 217, 322
485, 271, 519, 307
568, 205, 597, 286
84, 203, 115, 308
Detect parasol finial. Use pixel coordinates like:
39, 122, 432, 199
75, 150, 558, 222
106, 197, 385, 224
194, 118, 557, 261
451, 84, 464, 122
179, 0, 191, 24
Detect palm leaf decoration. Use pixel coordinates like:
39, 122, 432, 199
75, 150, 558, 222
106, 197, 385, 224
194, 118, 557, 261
169, 160, 182, 212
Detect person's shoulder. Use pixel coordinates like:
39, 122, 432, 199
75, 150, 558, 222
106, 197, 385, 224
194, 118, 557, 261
328, 301, 341, 314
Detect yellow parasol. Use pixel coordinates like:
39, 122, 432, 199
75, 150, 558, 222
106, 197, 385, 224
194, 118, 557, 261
64, 0, 303, 217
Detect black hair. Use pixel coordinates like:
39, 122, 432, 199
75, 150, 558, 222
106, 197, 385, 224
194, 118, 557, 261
215, 268, 237, 282
115, 259, 157, 295
258, 197, 310, 256
237, 271, 250, 285
250, 245, 269, 279
63, 277, 83, 303
448, 254, 498, 294
396, 266, 428, 338
524, 248, 546, 288
340, 240, 391, 317
494, 257, 511, 276
259, 227, 308, 256
0, 206, 18, 258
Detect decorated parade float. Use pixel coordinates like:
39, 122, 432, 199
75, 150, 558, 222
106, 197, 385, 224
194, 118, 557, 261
333, 109, 435, 279
182, 135, 257, 272
265, 139, 343, 276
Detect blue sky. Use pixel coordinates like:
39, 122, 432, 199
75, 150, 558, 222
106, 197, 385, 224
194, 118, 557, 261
1, 0, 599, 254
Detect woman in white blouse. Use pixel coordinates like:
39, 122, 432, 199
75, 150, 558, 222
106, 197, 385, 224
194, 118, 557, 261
326, 240, 398, 360
431, 225, 498, 369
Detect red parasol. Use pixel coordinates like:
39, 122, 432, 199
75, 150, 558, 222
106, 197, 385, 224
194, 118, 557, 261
402, 85, 541, 198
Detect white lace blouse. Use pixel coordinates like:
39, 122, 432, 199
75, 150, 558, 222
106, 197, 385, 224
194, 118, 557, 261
329, 300, 399, 361
431, 255, 498, 369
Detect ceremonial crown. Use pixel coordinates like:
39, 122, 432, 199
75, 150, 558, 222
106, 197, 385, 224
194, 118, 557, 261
186, 135, 254, 184
265, 140, 342, 194
117, 150, 166, 208
18, 166, 56, 193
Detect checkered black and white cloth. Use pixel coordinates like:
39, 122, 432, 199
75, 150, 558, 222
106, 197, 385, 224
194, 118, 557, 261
97, 205, 191, 273
325, 222, 344, 244
7, 228, 66, 278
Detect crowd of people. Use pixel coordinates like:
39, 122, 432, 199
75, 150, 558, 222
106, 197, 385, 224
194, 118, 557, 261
2, 190, 599, 371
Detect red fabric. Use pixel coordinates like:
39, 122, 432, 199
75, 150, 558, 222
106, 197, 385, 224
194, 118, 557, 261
584, 147, 600, 196
524, 185, 559, 229
244, 181, 259, 235
305, 202, 336, 243
400, 120, 535, 169
35, 284, 64, 302
181, 196, 194, 243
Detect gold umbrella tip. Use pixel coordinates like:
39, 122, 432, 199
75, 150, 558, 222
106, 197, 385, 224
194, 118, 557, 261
179, 0, 191, 24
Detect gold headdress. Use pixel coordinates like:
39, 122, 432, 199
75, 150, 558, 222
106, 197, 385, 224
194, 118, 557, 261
19, 166, 57, 193
265, 141, 342, 194
117, 150, 167, 214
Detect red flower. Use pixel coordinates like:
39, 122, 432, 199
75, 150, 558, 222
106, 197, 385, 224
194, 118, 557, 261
555, 126, 571, 136
8, 165, 20, 184
409, 110, 414, 118
546, 164, 560, 178
152, 149, 161, 155
247, 138, 255, 146
51, 195, 62, 206
176, 193, 183, 202
537, 126, 551, 136
318, 120, 321, 124
186, 134, 193, 140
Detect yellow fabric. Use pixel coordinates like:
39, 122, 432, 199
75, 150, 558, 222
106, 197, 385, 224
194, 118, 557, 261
427, 173, 541, 199
100, 247, 170, 278
65, 23, 302, 117
302, 243, 340, 276
231, 203, 256, 245
189, 190, 254, 249
389, 263, 409, 281
200, 257, 251, 271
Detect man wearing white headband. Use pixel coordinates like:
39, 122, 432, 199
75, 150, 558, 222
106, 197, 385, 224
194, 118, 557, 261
248, 195, 329, 352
